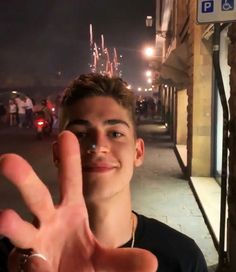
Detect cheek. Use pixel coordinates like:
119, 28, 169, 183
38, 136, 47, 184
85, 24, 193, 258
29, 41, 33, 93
116, 143, 137, 166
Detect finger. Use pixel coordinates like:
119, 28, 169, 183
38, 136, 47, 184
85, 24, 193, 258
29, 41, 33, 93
94, 247, 158, 272
57, 131, 84, 205
25, 255, 52, 272
0, 209, 37, 248
8, 249, 52, 272
0, 154, 55, 221
8, 249, 19, 272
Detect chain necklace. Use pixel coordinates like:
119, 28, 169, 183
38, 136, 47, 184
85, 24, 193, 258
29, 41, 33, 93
131, 213, 136, 248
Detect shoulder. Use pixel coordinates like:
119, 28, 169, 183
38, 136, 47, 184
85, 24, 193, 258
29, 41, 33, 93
137, 213, 192, 244
135, 213, 208, 272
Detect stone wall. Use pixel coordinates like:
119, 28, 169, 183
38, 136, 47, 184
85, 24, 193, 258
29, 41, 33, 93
188, 2, 213, 177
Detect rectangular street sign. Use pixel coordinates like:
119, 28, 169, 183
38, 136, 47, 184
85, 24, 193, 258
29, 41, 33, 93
197, 0, 236, 23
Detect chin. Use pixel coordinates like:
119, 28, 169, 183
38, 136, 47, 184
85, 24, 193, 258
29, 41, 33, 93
83, 183, 119, 201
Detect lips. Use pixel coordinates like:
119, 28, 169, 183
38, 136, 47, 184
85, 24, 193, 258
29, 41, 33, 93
82, 163, 117, 173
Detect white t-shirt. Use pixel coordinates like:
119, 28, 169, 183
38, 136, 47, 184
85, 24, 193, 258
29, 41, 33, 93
15, 98, 26, 114
9, 103, 17, 113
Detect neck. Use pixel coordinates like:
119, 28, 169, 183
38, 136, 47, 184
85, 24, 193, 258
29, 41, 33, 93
86, 190, 136, 248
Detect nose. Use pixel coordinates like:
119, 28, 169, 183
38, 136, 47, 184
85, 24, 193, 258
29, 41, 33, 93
87, 144, 109, 154
86, 133, 110, 154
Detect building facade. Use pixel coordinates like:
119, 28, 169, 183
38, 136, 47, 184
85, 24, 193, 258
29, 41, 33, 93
152, 1, 236, 271
227, 23, 236, 272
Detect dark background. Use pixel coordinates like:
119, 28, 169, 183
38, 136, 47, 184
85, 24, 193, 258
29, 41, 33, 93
0, 0, 156, 91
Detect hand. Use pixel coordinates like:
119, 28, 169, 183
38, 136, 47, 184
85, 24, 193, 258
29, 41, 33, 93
0, 131, 158, 271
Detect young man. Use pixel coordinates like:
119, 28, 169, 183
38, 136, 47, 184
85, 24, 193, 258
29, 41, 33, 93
0, 73, 207, 271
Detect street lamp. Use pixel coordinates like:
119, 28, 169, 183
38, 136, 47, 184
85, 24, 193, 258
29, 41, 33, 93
144, 47, 155, 58
147, 78, 152, 84
146, 16, 153, 27
146, 70, 152, 77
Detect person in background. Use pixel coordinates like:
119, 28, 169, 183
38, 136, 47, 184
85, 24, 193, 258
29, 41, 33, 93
14, 95, 26, 128
147, 97, 156, 120
0, 101, 7, 126
39, 99, 54, 132
25, 97, 34, 128
0, 73, 207, 271
8, 99, 17, 126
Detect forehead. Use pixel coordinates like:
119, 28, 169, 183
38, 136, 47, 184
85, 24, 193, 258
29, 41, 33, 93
64, 96, 133, 127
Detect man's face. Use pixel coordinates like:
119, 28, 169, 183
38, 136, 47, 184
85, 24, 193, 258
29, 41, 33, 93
61, 96, 144, 202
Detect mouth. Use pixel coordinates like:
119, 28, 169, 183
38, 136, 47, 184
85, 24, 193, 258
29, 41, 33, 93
82, 163, 117, 173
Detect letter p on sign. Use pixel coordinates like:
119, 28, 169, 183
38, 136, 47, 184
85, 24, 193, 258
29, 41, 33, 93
202, 0, 214, 12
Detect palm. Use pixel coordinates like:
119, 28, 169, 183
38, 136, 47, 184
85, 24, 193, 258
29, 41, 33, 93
0, 131, 157, 271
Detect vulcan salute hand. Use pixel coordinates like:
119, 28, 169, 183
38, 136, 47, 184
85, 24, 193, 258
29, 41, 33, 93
0, 131, 158, 272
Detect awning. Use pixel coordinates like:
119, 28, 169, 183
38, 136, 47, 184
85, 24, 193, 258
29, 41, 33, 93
159, 42, 189, 88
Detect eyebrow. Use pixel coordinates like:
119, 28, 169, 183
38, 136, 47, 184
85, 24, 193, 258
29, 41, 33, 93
66, 119, 130, 129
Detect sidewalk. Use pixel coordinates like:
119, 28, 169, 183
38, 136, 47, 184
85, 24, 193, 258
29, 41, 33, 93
131, 121, 218, 271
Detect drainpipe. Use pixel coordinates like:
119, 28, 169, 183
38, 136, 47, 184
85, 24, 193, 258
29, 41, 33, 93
213, 23, 229, 271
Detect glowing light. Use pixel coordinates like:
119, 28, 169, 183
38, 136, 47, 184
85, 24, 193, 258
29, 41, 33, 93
147, 78, 152, 84
146, 16, 153, 27
146, 70, 152, 77
144, 47, 154, 57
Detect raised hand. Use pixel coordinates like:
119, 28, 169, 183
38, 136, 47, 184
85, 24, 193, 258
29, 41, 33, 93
0, 131, 158, 271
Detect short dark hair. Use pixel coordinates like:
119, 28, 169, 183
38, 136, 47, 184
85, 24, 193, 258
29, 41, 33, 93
60, 73, 136, 131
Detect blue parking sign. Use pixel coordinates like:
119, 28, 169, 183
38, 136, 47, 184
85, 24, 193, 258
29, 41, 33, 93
201, 0, 214, 13
197, 0, 236, 23
222, 0, 234, 11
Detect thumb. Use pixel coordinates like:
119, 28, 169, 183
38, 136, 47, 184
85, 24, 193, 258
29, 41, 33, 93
93, 246, 158, 272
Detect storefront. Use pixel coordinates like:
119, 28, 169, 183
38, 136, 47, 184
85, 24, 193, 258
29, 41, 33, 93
214, 25, 231, 185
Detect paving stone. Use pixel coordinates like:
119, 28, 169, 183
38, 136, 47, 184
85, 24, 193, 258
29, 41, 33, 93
131, 123, 218, 268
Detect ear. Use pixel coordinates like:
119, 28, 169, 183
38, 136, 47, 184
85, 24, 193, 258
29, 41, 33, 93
52, 141, 59, 167
134, 138, 145, 167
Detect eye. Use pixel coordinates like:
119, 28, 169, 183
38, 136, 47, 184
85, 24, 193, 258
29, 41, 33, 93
109, 131, 124, 138
73, 131, 87, 140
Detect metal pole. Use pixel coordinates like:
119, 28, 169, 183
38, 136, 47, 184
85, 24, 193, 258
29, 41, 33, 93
213, 23, 229, 271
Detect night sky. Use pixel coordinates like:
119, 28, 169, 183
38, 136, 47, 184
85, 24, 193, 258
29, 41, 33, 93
0, 0, 156, 88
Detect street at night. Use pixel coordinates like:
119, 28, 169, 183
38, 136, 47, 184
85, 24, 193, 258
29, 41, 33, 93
0, 122, 218, 270
0, 126, 58, 220
1, 0, 236, 271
